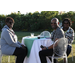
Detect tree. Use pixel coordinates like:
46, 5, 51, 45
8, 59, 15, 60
41, 11, 58, 19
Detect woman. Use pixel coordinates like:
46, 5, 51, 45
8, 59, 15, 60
1, 17, 28, 63
62, 18, 74, 58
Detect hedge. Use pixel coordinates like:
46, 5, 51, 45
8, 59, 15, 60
0, 11, 75, 32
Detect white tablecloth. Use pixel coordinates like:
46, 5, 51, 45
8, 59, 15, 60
21, 37, 53, 63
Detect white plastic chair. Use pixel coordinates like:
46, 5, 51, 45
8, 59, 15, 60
40, 31, 51, 37
0, 38, 10, 63
49, 37, 68, 63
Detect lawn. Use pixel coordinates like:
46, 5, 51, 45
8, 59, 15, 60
0, 31, 75, 63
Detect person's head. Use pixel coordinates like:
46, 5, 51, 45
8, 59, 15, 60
62, 18, 72, 29
51, 18, 59, 30
5, 17, 14, 29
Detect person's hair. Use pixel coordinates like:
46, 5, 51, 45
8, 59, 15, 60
51, 18, 59, 23
62, 18, 72, 27
5, 17, 14, 24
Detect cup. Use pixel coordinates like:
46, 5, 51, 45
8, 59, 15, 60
31, 33, 34, 37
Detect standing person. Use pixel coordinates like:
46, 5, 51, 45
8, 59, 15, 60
1, 17, 28, 63
62, 18, 74, 60
39, 18, 64, 63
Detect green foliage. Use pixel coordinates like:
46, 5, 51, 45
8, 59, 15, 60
61, 12, 75, 30
0, 15, 6, 30
0, 11, 75, 31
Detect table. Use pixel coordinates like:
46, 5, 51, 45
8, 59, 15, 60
21, 36, 53, 63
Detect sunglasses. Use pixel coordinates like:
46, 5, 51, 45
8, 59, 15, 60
64, 23, 69, 24
9, 22, 14, 24
51, 22, 56, 24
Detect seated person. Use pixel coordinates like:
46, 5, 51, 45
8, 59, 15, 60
39, 18, 65, 63
1, 17, 28, 63
61, 18, 74, 61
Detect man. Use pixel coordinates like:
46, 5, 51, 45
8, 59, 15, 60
39, 18, 65, 63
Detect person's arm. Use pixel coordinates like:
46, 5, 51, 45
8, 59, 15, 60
66, 29, 74, 44
42, 44, 53, 50
42, 38, 58, 50
47, 44, 53, 49
17, 41, 22, 45
3, 30, 21, 48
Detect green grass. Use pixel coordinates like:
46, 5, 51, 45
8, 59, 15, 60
0, 31, 75, 63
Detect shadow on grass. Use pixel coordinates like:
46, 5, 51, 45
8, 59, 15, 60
72, 42, 75, 45
58, 56, 75, 63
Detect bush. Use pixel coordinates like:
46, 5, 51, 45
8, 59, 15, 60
0, 15, 6, 30
0, 11, 75, 31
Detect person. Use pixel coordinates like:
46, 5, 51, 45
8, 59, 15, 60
62, 18, 74, 60
1, 17, 28, 63
39, 18, 65, 63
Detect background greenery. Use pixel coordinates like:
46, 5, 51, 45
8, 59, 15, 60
0, 11, 75, 32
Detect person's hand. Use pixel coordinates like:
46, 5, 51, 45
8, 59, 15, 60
42, 46, 47, 50
42, 47, 46, 50
21, 45, 26, 49
21, 45, 28, 54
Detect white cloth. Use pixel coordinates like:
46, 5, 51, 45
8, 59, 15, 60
21, 37, 53, 63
